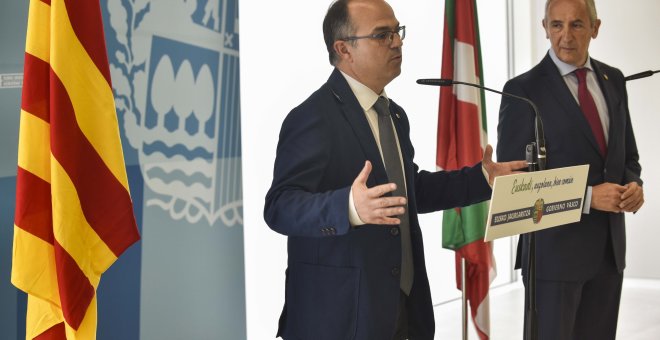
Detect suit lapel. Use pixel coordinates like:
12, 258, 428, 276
540, 55, 604, 158
327, 69, 390, 186
591, 59, 622, 164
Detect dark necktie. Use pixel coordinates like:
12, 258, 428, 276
373, 96, 413, 295
574, 68, 607, 157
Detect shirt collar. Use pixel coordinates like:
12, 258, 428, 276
548, 48, 594, 76
339, 70, 388, 111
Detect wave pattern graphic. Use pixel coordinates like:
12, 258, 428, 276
145, 167, 213, 189
143, 141, 214, 161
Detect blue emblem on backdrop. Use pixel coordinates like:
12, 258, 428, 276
101, 0, 245, 338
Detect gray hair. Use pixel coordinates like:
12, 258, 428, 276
545, 0, 598, 26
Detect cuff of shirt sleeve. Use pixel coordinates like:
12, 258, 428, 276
349, 187, 366, 227
582, 186, 592, 214
481, 164, 492, 188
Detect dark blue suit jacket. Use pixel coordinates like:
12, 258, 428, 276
264, 69, 492, 340
497, 53, 642, 281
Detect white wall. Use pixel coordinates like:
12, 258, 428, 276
593, 1, 660, 280
241, 2, 331, 338
514, 0, 660, 279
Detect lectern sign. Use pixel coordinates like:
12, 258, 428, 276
484, 165, 589, 241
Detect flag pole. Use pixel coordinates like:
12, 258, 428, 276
461, 257, 468, 340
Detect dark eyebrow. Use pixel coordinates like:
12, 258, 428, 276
371, 23, 400, 33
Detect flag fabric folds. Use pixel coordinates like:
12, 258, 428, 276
12, 0, 140, 338
437, 0, 495, 339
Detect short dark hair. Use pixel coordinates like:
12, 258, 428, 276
323, 0, 355, 65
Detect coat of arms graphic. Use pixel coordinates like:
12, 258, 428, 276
106, 0, 242, 227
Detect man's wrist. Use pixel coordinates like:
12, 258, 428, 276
348, 187, 366, 227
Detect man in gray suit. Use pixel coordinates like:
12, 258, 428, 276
497, 0, 645, 339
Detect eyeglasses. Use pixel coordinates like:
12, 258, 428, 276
341, 26, 406, 45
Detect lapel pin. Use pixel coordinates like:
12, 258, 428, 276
603, 74, 609, 80
331, 90, 343, 102
395, 112, 400, 119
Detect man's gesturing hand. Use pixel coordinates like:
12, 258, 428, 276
482, 144, 528, 186
352, 161, 407, 225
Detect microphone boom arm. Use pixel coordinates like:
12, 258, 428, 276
418, 78, 547, 170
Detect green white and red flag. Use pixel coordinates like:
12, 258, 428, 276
437, 0, 495, 338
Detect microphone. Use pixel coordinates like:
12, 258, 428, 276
625, 70, 659, 81
417, 78, 546, 170
416, 78, 454, 86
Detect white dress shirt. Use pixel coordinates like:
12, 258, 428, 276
340, 71, 407, 226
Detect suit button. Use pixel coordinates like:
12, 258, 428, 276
391, 267, 400, 277
329, 227, 336, 235
390, 227, 399, 236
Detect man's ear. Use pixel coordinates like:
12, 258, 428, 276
333, 40, 351, 62
591, 18, 601, 39
542, 19, 550, 39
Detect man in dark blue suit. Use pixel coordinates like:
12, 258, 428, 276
497, 0, 645, 339
264, 1, 526, 339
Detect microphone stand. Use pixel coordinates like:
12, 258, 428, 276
417, 78, 546, 340
524, 143, 541, 340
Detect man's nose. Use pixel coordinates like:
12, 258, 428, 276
560, 27, 573, 42
391, 33, 403, 48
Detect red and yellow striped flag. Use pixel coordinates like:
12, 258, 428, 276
12, 0, 140, 338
